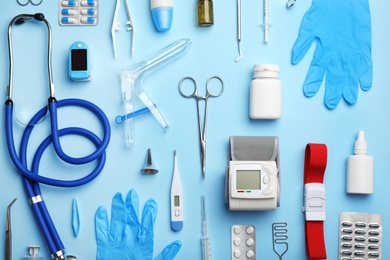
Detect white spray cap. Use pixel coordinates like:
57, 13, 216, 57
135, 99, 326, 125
354, 131, 367, 155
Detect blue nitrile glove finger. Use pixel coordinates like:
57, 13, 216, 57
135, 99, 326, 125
95, 206, 131, 260
125, 189, 157, 259
300, 44, 329, 99
109, 193, 127, 242
95, 206, 110, 246
154, 240, 182, 260
323, 58, 348, 109
95, 193, 132, 260
343, 54, 373, 105
291, 5, 318, 65
292, 0, 372, 109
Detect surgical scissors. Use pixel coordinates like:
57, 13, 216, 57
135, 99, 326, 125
179, 76, 224, 179
16, 0, 43, 6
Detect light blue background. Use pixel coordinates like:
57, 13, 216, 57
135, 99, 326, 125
0, 0, 389, 259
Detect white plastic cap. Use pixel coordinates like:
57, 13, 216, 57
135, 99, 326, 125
354, 130, 367, 155
253, 64, 279, 79
151, 0, 173, 9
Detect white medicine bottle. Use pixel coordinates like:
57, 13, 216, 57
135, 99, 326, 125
250, 64, 282, 119
347, 131, 374, 194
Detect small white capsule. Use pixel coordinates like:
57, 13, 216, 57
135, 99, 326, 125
61, 9, 77, 15
62, 0, 76, 7
61, 17, 77, 24
81, 0, 95, 6
80, 16, 96, 24
81, 8, 95, 15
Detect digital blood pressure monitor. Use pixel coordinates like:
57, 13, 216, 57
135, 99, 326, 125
226, 136, 280, 211
228, 161, 277, 210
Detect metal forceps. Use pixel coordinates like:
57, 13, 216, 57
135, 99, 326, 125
16, 0, 43, 6
179, 76, 224, 179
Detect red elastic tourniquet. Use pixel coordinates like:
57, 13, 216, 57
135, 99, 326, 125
304, 143, 327, 259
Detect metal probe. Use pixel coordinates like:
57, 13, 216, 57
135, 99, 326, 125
5, 198, 17, 260
235, 0, 242, 62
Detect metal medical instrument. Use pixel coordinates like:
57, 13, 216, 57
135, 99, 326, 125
112, 0, 135, 57
286, 0, 296, 8
179, 76, 224, 179
170, 150, 183, 231
5, 198, 17, 260
140, 148, 159, 175
235, 0, 242, 62
17, 0, 43, 6
272, 222, 288, 260
201, 195, 211, 260
6, 13, 110, 260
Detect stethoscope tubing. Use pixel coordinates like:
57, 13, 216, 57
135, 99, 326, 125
5, 98, 110, 256
6, 98, 109, 187
48, 99, 110, 165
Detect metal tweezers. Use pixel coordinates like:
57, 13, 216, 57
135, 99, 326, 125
5, 198, 17, 260
112, 0, 135, 58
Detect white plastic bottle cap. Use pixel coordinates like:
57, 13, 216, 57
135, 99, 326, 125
253, 64, 279, 78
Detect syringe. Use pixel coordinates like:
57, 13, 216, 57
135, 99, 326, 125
263, 0, 269, 43
201, 195, 212, 260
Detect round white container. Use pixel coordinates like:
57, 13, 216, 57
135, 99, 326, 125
250, 64, 282, 119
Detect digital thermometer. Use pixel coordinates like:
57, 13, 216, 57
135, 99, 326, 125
170, 150, 183, 231
68, 41, 91, 81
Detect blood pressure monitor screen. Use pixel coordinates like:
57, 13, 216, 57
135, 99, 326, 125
236, 170, 261, 190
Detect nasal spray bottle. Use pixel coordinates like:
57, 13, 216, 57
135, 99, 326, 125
347, 131, 374, 194
151, 0, 173, 32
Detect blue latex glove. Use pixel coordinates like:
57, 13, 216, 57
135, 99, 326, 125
95, 189, 182, 260
291, 0, 372, 109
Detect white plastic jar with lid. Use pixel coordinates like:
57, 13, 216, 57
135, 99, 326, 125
250, 64, 282, 119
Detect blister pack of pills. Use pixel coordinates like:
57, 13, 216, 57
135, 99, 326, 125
339, 212, 382, 260
59, 0, 99, 26
231, 224, 256, 259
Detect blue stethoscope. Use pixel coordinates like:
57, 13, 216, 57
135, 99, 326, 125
6, 13, 110, 259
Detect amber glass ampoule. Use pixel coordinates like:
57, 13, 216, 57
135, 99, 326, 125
197, 0, 214, 26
